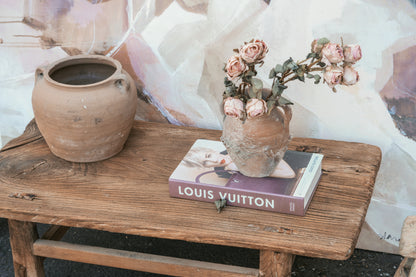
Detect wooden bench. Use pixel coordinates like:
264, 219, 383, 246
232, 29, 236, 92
395, 216, 416, 277
0, 120, 381, 276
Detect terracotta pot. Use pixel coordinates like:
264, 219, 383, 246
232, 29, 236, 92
32, 55, 137, 162
221, 105, 292, 177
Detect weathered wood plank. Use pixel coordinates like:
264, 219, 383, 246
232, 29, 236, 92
39, 225, 70, 262
33, 239, 259, 277
41, 225, 70, 241
400, 216, 416, 258
0, 121, 380, 260
8, 220, 44, 277
394, 257, 415, 277
259, 250, 294, 277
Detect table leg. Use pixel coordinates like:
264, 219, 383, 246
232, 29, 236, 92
8, 220, 45, 277
259, 250, 295, 277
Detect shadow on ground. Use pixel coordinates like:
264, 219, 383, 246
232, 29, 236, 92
0, 218, 401, 276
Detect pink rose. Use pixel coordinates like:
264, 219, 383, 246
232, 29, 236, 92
343, 44, 362, 63
225, 55, 247, 81
224, 97, 244, 118
322, 43, 344, 64
323, 65, 343, 89
342, 65, 359, 86
239, 40, 268, 64
246, 98, 267, 118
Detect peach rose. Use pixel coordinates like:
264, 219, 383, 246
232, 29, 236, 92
342, 65, 359, 86
322, 43, 344, 64
239, 40, 268, 64
224, 97, 244, 118
343, 44, 362, 63
246, 99, 267, 118
225, 55, 247, 81
323, 65, 343, 89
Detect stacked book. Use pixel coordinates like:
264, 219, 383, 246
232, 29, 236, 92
169, 139, 323, 216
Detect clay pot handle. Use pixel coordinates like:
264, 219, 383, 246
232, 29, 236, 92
35, 66, 46, 83
113, 73, 130, 93
276, 106, 292, 128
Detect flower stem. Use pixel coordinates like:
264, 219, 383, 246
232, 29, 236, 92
297, 57, 312, 65
281, 75, 299, 85
309, 67, 325, 72
307, 57, 322, 70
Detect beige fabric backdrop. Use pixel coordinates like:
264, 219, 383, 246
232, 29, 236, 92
1, 0, 416, 254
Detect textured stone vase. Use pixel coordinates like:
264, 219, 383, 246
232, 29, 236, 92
221, 105, 292, 177
32, 55, 137, 162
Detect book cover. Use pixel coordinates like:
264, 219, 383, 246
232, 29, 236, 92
169, 139, 323, 216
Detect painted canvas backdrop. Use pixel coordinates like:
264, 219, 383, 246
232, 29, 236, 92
1, 0, 416, 254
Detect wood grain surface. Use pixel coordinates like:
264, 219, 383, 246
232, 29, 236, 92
0, 120, 381, 260
8, 220, 45, 277
400, 216, 416, 258
33, 239, 258, 277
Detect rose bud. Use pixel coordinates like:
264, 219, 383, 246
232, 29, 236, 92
239, 39, 268, 64
225, 55, 247, 81
343, 44, 362, 63
311, 39, 324, 54
342, 65, 359, 86
223, 97, 245, 119
246, 98, 268, 118
323, 65, 343, 89
322, 42, 344, 64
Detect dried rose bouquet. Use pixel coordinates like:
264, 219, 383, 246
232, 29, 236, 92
223, 38, 362, 120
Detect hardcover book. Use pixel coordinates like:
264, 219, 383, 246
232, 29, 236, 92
169, 139, 323, 216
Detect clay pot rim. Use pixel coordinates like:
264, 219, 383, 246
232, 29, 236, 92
41, 54, 123, 89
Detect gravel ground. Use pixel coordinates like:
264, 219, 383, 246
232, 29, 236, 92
0, 218, 402, 277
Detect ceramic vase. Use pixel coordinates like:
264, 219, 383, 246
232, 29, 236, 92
221, 105, 292, 177
32, 55, 137, 162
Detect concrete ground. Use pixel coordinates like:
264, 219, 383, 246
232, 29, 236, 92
0, 218, 402, 276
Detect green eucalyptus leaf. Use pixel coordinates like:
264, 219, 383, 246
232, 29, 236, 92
278, 96, 294, 106
248, 86, 257, 98
242, 75, 251, 83
215, 199, 227, 213
274, 64, 284, 73
225, 85, 236, 94
272, 82, 279, 97
289, 63, 298, 70
224, 77, 234, 86
266, 100, 276, 114
269, 68, 276, 79
298, 75, 305, 82
245, 70, 256, 77
306, 73, 314, 78
314, 74, 321, 84
272, 83, 288, 97
283, 57, 293, 67
317, 37, 330, 45
318, 62, 327, 67
251, 78, 263, 91
283, 58, 299, 71
306, 52, 318, 59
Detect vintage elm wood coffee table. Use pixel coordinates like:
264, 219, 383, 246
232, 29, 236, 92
0, 120, 381, 277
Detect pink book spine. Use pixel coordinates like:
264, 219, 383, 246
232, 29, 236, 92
169, 178, 306, 216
